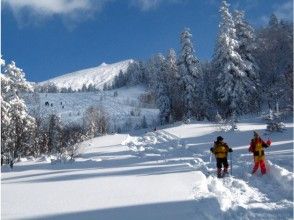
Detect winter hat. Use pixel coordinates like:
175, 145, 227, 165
253, 131, 259, 137
217, 136, 224, 141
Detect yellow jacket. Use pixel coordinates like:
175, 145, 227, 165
212, 141, 230, 159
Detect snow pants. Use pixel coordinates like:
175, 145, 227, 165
216, 158, 229, 175
252, 157, 266, 174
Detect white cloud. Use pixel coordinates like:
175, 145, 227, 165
2, 0, 108, 27
274, 0, 293, 21
133, 0, 161, 11
3, 0, 91, 15
2, 0, 184, 28
130, 0, 181, 11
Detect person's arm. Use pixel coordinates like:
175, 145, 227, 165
261, 139, 270, 148
248, 140, 254, 152
210, 143, 216, 153
225, 143, 233, 152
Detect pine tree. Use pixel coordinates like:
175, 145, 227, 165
233, 10, 260, 113
254, 14, 293, 110
153, 54, 171, 124
1, 61, 36, 160
48, 114, 63, 154
166, 49, 183, 120
178, 28, 204, 120
1, 71, 12, 159
8, 96, 36, 158
212, 1, 251, 118
141, 116, 148, 128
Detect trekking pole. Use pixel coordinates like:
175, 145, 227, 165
230, 152, 232, 175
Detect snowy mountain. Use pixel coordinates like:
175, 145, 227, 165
39, 59, 134, 90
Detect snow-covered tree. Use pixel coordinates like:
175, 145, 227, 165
233, 10, 260, 113
212, 1, 252, 118
166, 49, 183, 120
83, 106, 108, 138
141, 115, 148, 128
125, 61, 144, 86
178, 28, 204, 120
202, 61, 218, 120
254, 14, 293, 110
37, 82, 59, 93
265, 109, 286, 132
1, 62, 12, 159
152, 54, 171, 124
284, 65, 293, 109
48, 114, 63, 154
1, 61, 36, 160
61, 123, 86, 160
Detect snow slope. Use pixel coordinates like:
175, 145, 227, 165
24, 85, 159, 131
1, 118, 293, 219
39, 59, 134, 90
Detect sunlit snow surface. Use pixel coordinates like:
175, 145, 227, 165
2, 118, 293, 220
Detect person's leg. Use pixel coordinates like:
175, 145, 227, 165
260, 160, 266, 175
223, 158, 229, 173
216, 158, 222, 177
252, 158, 260, 174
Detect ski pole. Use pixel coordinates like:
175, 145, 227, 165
230, 152, 232, 175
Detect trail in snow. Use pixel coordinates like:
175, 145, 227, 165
123, 123, 294, 219
1, 120, 293, 220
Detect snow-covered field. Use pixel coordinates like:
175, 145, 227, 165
24, 86, 159, 131
2, 118, 293, 219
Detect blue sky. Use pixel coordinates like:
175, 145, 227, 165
2, 0, 293, 82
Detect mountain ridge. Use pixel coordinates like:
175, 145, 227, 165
39, 59, 134, 90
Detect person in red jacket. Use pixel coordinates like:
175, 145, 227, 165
248, 131, 271, 175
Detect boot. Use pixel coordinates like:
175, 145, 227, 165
217, 168, 222, 178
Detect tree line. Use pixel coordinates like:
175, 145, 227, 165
1, 61, 108, 165
111, 1, 293, 124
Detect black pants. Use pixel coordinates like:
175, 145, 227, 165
216, 158, 229, 169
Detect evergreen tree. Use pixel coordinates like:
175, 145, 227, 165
254, 14, 293, 109
1, 67, 12, 159
153, 54, 171, 124
233, 10, 260, 113
212, 1, 251, 118
81, 84, 87, 92
48, 114, 63, 154
202, 61, 218, 120
166, 49, 183, 120
178, 28, 204, 120
1, 61, 36, 159
125, 61, 144, 86
141, 116, 148, 128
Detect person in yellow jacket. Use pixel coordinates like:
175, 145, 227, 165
210, 136, 233, 178
248, 131, 271, 175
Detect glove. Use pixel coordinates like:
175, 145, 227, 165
266, 139, 272, 146
210, 147, 214, 153
229, 148, 233, 152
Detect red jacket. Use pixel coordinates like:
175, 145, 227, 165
249, 138, 269, 152
249, 138, 270, 159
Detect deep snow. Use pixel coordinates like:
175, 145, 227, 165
1, 118, 293, 220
